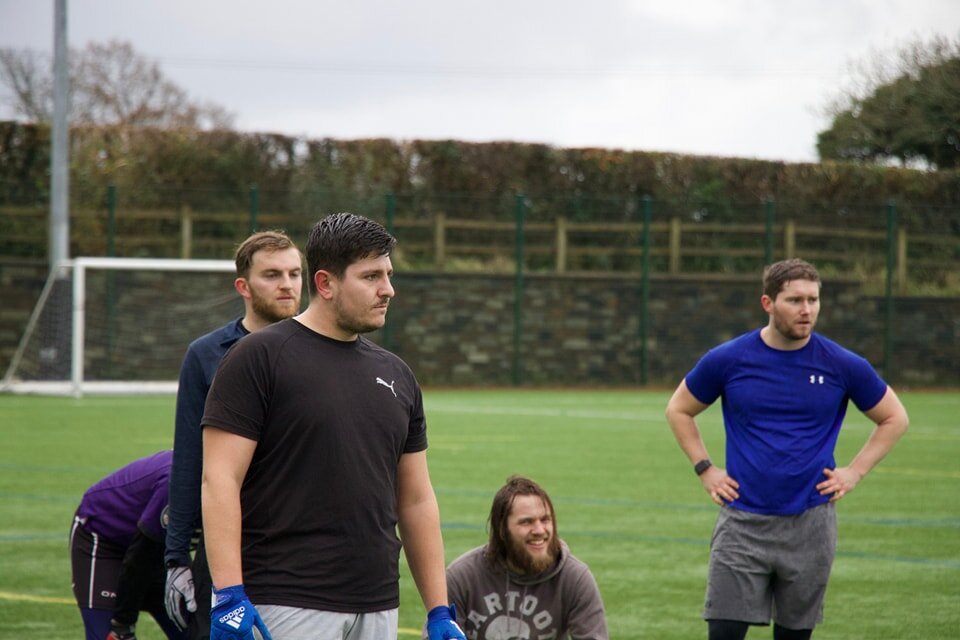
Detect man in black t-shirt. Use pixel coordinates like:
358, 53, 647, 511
201, 213, 465, 640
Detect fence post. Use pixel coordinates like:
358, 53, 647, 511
784, 219, 796, 258
669, 216, 681, 274
897, 227, 907, 294
180, 205, 193, 259
106, 184, 117, 257
555, 216, 567, 273
640, 195, 652, 386
883, 200, 896, 380
513, 194, 526, 386
764, 198, 775, 265
249, 183, 259, 233
434, 212, 446, 271
105, 185, 117, 360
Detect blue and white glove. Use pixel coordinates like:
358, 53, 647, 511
164, 565, 197, 630
210, 585, 273, 640
426, 604, 467, 640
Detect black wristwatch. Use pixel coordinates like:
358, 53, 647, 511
694, 458, 712, 476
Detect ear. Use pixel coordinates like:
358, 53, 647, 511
314, 270, 336, 300
234, 277, 251, 300
760, 294, 774, 313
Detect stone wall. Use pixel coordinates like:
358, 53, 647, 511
2, 261, 958, 388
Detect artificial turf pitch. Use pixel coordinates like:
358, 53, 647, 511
1, 390, 957, 639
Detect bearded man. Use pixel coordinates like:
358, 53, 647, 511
665, 258, 908, 640
432, 476, 608, 640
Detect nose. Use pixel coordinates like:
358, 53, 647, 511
380, 276, 395, 299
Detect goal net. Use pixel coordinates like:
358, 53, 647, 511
2, 257, 242, 396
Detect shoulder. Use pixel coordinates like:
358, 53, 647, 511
557, 543, 595, 577
809, 333, 877, 373
695, 330, 758, 365
810, 333, 861, 358
809, 333, 886, 398
228, 319, 297, 352
447, 546, 492, 574
358, 337, 417, 377
557, 549, 603, 598
186, 319, 244, 354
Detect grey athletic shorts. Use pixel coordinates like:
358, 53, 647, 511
703, 502, 837, 630
257, 604, 399, 640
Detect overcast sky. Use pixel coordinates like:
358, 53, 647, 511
1, 0, 958, 163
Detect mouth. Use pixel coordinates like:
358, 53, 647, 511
526, 538, 548, 551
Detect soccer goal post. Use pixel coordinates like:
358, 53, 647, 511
1, 257, 240, 396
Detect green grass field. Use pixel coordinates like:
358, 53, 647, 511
1, 390, 958, 639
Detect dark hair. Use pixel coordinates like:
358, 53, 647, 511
762, 258, 821, 300
304, 213, 397, 294
234, 230, 298, 279
486, 475, 559, 561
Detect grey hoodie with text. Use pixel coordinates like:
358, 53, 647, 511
434, 540, 608, 640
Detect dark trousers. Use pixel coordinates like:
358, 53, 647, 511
188, 534, 213, 640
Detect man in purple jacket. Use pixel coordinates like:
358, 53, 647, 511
70, 450, 185, 640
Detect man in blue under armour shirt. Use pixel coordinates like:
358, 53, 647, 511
665, 258, 908, 640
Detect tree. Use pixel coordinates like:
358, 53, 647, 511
0, 40, 233, 129
817, 34, 960, 169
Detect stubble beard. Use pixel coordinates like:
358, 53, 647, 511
772, 311, 813, 343
333, 297, 388, 336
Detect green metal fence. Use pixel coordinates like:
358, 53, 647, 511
1, 185, 958, 386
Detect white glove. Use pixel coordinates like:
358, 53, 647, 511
164, 565, 197, 630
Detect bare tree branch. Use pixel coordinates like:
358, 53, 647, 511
0, 39, 233, 130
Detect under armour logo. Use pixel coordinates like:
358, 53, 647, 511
809, 375, 824, 384
376, 377, 397, 397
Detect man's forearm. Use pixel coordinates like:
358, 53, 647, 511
666, 411, 711, 465
201, 474, 244, 589
399, 498, 448, 610
848, 420, 908, 477
849, 387, 909, 477
165, 444, 202, 564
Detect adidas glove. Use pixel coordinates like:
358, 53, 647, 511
164, 565, 197, 630
105, 620, 136, 640
210, 585, 272, 640
426, 604, 467, 640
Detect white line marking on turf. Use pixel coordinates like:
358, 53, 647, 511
425, 403, 663, 422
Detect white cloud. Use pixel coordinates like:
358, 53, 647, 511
1, 0, 958, 162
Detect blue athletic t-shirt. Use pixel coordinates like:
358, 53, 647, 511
685, 329, 887, 516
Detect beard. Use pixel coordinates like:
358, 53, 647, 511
771, 311, 814, 342
505, 533, 560, 575
333, 297, 388, 336
251, 291, 299, 323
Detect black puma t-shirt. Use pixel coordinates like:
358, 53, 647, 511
202, 318, 427, 612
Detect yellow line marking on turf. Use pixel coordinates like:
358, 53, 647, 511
873, 467, 960, 480
399, 628, 421, 636
0, 590, 73, 605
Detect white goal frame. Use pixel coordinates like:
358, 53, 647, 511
2, 256, 235, 397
